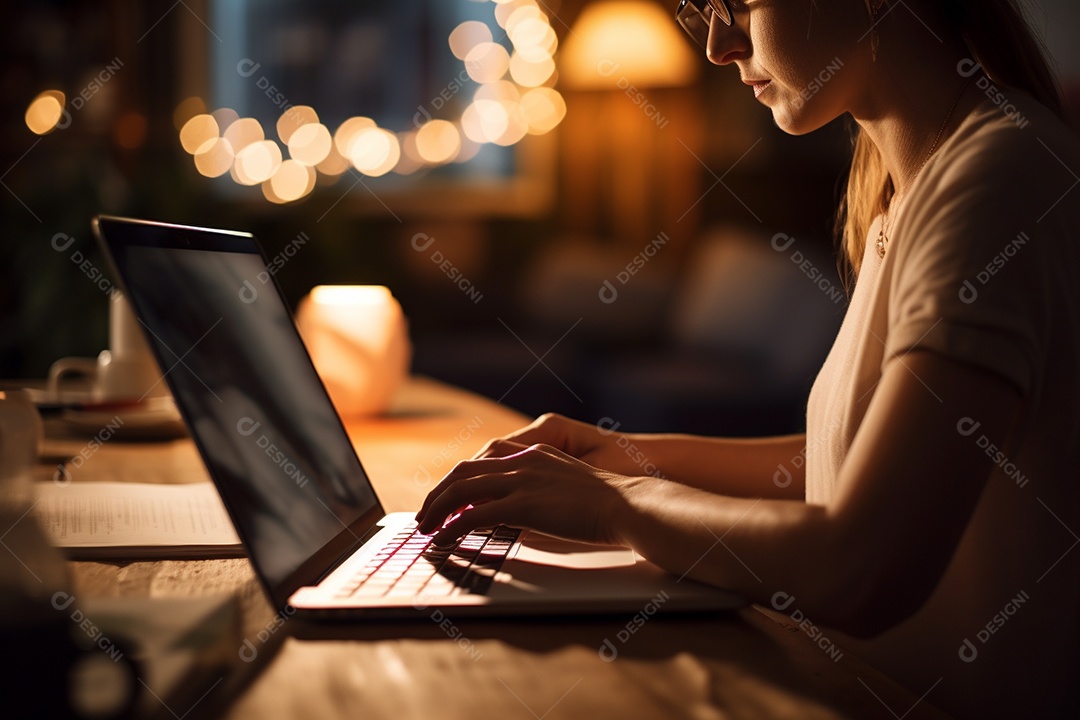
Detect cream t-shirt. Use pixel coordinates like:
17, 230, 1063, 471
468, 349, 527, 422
806, 92, 1080, 719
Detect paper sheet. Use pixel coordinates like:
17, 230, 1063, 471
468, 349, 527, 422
33, 481, 242, 556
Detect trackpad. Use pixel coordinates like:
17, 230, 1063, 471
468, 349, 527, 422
511, 532, 638, 569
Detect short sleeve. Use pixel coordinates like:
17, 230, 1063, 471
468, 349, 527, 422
883, 114, 1077, 395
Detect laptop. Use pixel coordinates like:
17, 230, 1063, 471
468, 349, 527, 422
92, 215, 744, 618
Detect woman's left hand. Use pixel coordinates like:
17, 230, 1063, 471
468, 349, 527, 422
414, 442, 644, 546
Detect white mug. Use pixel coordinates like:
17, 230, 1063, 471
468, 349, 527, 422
47, 291, 167, 402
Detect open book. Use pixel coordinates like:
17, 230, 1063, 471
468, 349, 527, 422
34, 481, 243, 559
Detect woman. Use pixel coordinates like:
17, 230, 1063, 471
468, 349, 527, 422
417, 1, 1080, 717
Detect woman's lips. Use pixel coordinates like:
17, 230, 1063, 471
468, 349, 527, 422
749, 80, 772, 98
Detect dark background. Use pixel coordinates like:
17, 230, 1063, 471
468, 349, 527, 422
3, 0, 1077, 437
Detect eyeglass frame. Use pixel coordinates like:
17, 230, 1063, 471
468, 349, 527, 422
676, 0, 734, 49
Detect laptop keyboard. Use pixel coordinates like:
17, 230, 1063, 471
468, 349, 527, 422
333, 523, 521, 600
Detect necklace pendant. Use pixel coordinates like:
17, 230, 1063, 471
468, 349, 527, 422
876, 229, 886, 258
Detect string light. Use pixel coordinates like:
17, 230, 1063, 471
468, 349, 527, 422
169, 1, 565, 202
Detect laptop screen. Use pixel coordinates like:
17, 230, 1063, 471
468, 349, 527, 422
94, 217, 383, 607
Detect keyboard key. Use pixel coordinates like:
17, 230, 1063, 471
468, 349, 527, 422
339, 525, 519, 600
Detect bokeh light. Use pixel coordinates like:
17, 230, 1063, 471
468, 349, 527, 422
316, 146, 351, 176
179, 113, 219, 154
235, 140, 283, 184
269, 159, 316, 202
495, 0, 539, 28
262, 180, 288, 204
463, 100, 509, 144
288, 122, 332, 166
194, 137, 235, 178
415, 120, 461, 165
183, 0, 563, 202
394, 132, 427, 175
475, 80, 521, 103
449, 21, 493, 61
25, 90, 66, 135
509, 50, 555, 87
210, 107, 240, 132
506, 6, 545, 37
277, 105, 319, 144
520, 87, 566, 134
173, 96, 206, 131
223, 117, 264, 154
334, 116, 376, 158
492, 101, 528, 146
464, 42, 511, 84
460, 103, 489, 144
349, 127, 401, 177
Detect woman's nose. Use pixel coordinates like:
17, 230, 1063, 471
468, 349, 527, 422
706, 16, 749, 65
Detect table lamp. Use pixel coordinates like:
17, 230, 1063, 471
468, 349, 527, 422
558, 0, 702, 249
560, 0, 698, 90
295, 285, 411, 416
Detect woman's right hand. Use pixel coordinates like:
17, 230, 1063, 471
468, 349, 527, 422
474, 413, 659, 478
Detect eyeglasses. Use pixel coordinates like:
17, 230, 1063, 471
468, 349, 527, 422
676, 0, 733, 48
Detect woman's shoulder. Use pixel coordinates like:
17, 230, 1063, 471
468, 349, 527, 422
936, 90, 1079, 192
917, 90, 1080, 231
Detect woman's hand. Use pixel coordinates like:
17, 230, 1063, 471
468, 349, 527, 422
472, 412, 654, 477
414, 441, 645, 546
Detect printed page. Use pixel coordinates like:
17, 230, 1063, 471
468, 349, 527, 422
33, 482, 242, 556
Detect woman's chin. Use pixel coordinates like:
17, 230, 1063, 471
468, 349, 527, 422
772, 107, 828, 136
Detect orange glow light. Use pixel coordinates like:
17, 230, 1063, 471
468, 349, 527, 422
449, 21, 494, 61
464, 42, 511, 84
235, 140, 283, 184
180, 113, 219, 154
415, 120, 461, 165
288, 122, 332, 166
277, 105, 319, 144
223, 117, 264, 154
349, 128, 400, 177
173, 96, 207, 131
25, 91, 66, 135
270, 159, 315, 202
194, 137, 235, 178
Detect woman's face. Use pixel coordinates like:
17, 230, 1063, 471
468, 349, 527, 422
706, 0, 875, 133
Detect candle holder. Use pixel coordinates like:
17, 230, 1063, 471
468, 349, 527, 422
295, 285, 411, 416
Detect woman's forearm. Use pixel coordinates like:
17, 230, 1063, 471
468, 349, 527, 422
620, 433, 808, 500
613, 476, 857, 628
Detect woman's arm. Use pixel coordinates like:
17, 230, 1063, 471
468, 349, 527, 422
478, 413, 808, 500
627, 432, 808, 499
417, 350, 1020, 636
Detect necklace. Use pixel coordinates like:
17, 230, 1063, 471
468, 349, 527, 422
876, 76, 974, 259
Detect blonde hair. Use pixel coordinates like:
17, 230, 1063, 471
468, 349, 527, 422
837, 0, 1065, 282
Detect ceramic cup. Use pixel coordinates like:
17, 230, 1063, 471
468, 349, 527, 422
47, 291, 166, 402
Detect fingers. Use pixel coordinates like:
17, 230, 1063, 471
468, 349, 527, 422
495, 413, 570, 449
415, 471, 515, 534
471, 414, 563, 460
415, 452, 522, 522
430, 501, 518, 547
475, 437, 528, 459
416, 443, 565, 533
473, 413, 599, 464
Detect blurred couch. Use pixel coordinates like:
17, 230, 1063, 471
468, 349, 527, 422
412, 227, 845, 437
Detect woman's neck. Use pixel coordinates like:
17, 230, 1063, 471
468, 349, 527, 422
850, 9, 979, 196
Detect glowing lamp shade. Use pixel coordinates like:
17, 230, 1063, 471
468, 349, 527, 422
295, 286, 411, 416
560, 0, 698, 89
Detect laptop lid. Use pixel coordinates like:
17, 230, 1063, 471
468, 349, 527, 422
93, 215, 385, 610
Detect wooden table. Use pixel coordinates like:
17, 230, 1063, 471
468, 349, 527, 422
34, 377, 950, 720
